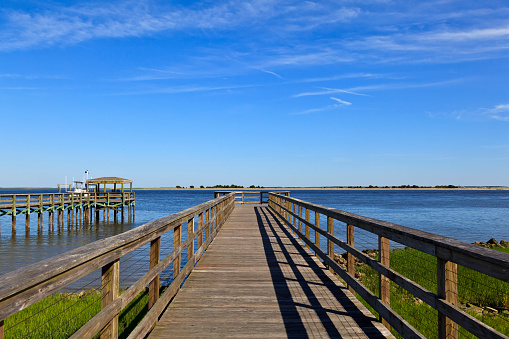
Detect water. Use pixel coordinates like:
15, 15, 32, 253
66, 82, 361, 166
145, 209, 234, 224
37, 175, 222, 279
1, 189, 508, 279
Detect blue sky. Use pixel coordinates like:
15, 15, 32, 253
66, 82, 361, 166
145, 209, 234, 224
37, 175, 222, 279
1, 0, 508, 187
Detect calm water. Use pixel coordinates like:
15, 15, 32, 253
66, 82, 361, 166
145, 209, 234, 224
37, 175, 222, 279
1, 189, 508, 278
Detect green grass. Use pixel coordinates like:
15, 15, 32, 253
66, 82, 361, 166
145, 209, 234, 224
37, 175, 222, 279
351, 245, 509, 338
5, 287, 152, 339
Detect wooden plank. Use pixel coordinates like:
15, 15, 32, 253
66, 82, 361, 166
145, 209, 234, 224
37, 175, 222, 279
149, 237, 161, 310
438, 259, 458, 339
379, 236, 390, 330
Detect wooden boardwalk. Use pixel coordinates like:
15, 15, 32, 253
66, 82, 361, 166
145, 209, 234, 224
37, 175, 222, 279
149, 205, 394, 338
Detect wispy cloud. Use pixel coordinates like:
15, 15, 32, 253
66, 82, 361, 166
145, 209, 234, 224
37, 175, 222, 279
330, 97, 352, 105
257, 68, 285, 79
484, 104, 509, 122
294, 87, 368, 98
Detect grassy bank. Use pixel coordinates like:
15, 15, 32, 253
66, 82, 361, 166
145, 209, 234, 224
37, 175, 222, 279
4, 288, 152, 339
348, 246, 509, 338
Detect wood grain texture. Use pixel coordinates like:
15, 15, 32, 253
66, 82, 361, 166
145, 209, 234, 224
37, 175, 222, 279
148, 205, 393, 339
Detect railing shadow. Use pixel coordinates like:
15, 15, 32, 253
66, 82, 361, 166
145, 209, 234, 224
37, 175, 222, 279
254, 206, 386, 338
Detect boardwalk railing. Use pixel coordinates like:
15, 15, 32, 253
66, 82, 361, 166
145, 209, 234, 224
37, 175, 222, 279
0, 192, 235, 339
0, 192, 135, 230
214, 190, 289, 204
269, 192, 509, 339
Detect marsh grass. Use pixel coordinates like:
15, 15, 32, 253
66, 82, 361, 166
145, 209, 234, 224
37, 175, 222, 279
351, 245, 509, 338
5, 287, 152, 339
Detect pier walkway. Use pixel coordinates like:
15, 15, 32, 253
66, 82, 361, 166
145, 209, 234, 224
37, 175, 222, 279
149, 205, 393, 338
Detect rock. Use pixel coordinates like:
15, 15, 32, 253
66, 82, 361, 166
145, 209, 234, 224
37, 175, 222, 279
502, 310, 509, 316
500, 240, 508, 248
414, 298, 424, 305
484, 306, 498, 314
487, 238, 499, 246
479, 242, 486, 247
466, 305, 484, 315
362, 249, 379, 259
472, 241, 480, 246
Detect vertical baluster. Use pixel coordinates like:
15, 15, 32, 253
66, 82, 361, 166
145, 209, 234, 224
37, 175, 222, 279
327, 216, 334, 272
305, 208, 310, 248
438, 259, 458, 339
347, 224, 355, 294
298, 205, 303, 235
198, 212, 204, 250
379, 236, 391, 330
188, 217, 195, 262
314, 212, 320, 259
149, 237, 161, 310
101, 259, 119, 339
174, 224, 182, 280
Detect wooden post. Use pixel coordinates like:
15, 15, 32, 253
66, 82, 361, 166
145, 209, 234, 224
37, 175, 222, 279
241, 192, 245, 205
38, 195, 43, 228
379, 236, 391, 330
173, 224, 182, 280
198, 212, 203, 249
101, 259, 119, 339
259, 192, 262, 204
292, 203, 296, 232
188, 217, 194, 261
11, 195, 16, 232
149, 237, 161, 310
205, 209, 210, 239
305, 208, 310, 248
438, 258, 459, 339
347, 224, 355, 294
314, 212, 320, 259
327, 216, 334, 272
0, 319, 4, 339
298, 205, 303, 235
25, 195, 30, 230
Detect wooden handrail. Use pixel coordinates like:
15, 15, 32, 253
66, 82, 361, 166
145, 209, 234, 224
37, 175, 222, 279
268, 192, 509, 339
0, 193, 235, 338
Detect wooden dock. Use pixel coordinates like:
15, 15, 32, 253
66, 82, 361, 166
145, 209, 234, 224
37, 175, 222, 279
148, 205, 393, 338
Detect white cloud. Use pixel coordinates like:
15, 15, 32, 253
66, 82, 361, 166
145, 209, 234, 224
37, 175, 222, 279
294, 87, 368, 97
484, 103, 509, 122
330, 97, 352, 105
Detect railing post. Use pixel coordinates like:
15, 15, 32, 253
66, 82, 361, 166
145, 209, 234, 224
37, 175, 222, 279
379, 236, 391, 330
292, 203, 296, 232
305, 208, 310, 248
259, 192, 262, 204
298, 205, 303, 235
101, 259, 119, 339
174, 224, 182, 280
188, 217, 195, 261
205, 209, 210, 239
314, 212, 320, 259
241, 192, 245, 205
347, 224, 355, 294
0, 319, 4, 339
149, 237, 161, 310
327, 216, 333, 272
438, 258, 459, 339
198, 212, 203, 249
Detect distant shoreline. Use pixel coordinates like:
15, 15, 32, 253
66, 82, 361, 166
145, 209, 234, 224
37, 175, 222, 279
133, 187, 509, 191
2, 187, 508, 191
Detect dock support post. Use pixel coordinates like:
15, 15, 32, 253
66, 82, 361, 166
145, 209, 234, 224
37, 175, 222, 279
11, 195, 16, 232
438, 259, 458, 339
25, 195, 30, 230
347, 224, 355, 294
101, 259, 119, 339
149, 237, 161, 311
379, 236, 391, 330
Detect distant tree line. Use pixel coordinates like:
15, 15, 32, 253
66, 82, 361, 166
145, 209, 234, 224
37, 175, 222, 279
174, 184, 265, 189
345, 185, 458, 189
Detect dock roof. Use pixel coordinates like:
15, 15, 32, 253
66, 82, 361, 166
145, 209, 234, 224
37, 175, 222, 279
86, 177, 132, 184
